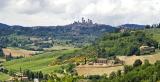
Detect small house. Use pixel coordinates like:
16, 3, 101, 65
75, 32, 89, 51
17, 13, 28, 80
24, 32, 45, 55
140, 46, 155, 54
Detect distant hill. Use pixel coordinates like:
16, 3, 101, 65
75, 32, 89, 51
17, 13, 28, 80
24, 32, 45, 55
8, 23, 117, 36
0, 18, 118, 36
0, 18, 149, 47
0, 23, 10, 28
0, 19, 118, 47
118, 24, 145, 29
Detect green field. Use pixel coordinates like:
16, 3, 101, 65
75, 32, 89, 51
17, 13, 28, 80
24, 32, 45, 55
0, 72, 11, 81
144, 28, 160, 42
3, 49, 78, 74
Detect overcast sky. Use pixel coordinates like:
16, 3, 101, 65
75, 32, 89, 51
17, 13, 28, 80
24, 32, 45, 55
0, 0, 160, 26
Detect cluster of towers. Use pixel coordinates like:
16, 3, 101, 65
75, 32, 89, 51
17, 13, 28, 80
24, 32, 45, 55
81, 17, 93, 24
74, 17, 93, 25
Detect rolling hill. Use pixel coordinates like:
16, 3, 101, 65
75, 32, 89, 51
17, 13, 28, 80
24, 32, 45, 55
3, 49, 78, 74
0, 21, 117, 45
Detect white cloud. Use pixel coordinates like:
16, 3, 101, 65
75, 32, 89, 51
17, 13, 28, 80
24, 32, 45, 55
0, 0, 159, 26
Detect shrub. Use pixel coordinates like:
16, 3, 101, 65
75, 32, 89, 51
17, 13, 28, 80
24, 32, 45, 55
133, 59, 142, 67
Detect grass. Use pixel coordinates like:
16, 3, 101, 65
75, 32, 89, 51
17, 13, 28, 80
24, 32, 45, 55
118, 51, 160, 65
3, 49, 78, 74
44, 45, 76, 51
0, 72, 11, 81
152, 33, 160, 42
143, 28, 160, 42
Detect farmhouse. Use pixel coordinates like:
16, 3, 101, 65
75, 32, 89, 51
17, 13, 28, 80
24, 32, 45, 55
140, 46, 155, 54
81, 57, 124, 66
96, 58, 108, 64
94, 57, 124, 65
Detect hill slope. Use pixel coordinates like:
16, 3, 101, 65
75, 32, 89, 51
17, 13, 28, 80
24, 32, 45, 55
3, 49, 77, 74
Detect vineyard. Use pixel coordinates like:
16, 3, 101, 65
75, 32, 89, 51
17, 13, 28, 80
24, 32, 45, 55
3, 49, 77, 74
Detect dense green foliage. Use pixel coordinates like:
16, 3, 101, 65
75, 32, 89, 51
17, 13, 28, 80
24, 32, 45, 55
145, 23, 160, 29
0, 47, 3, 57
86, 31, 158, 57
23, 70, 44, 80
0, 34, 55, 51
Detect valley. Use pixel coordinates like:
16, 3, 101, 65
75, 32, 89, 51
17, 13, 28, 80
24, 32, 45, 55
0, 22, 160, 82
0, 0, 160, 81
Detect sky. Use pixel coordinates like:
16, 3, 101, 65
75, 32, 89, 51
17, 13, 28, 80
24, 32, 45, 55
0, 0, 160, 26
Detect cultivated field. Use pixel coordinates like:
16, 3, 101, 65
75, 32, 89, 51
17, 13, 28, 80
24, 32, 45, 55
43, 45, 75, 51
118, 53, 160, 65
76, 65, 123, 76
2, 48, 39, 57
76, 52, 160, 76
3, 49, 77, 74
0, 72, 11, 81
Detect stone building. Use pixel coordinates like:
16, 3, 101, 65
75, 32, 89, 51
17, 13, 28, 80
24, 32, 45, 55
95, 58, 123, 65
96, 58, 108, 64
140, 46, 155, 54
